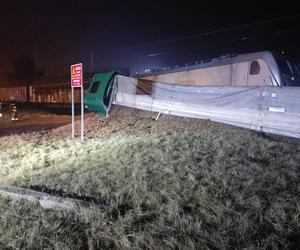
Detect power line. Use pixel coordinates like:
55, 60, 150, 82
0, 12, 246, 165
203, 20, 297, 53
145, 27, 299, 58
92, 13, 300, 55
139, 14, 300, 47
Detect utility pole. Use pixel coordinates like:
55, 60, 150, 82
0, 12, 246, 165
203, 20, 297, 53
33, 43, 39, 69
89, 51, 94, 72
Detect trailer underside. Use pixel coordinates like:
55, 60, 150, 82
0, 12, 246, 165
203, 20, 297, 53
108, 75, 300, 139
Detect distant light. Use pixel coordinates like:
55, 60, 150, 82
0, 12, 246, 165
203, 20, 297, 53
148, 53, 162, 57
281, 51, 285, 54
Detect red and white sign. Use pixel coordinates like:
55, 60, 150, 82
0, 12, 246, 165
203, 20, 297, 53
71, 63, 83, 87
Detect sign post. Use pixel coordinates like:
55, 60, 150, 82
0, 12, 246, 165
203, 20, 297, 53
70, 63, 84, 140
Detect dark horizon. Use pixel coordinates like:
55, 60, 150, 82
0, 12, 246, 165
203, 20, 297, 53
1, 1, 300, 81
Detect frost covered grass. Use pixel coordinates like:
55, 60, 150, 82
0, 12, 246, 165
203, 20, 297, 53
0, 129, 300, 249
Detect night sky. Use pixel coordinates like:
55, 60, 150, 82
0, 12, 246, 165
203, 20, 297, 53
0, 0, 299, 81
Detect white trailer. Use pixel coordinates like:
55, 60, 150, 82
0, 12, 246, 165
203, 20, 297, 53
138, 51, 299, 87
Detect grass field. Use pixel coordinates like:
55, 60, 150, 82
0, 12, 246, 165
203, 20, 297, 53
1, 121, 300, 249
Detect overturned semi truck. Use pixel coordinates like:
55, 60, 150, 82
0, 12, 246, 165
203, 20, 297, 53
85, 51, 300, 138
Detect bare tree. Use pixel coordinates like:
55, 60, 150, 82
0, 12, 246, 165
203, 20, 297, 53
12, 55, 44, 102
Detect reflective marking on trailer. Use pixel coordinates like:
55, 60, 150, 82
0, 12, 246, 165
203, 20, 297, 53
269, 107, 285, 112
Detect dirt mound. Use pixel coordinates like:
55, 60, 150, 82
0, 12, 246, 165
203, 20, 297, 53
52, 106, 234, 139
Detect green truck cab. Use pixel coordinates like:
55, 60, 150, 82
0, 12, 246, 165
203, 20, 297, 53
84, 70, 118, 116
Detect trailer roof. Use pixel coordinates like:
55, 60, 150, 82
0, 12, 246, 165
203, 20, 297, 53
135, 50, 281, 86
135, 51, 277, 77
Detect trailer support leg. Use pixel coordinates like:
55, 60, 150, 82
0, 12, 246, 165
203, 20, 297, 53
155, 112, 162, 121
